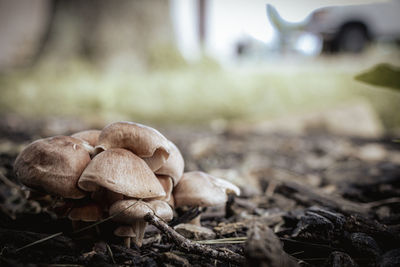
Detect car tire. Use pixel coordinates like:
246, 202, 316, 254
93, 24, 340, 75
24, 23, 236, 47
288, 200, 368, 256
336, 24, 369, 53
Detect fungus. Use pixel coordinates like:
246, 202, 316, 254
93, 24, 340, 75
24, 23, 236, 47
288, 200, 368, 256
71, 130, 101, 147
156, 175, 174, 206
114, 225, 136, 248
94, 122, 170, 171
78, 148, 166, 199
173, 171, 240, 226
109, 199, 173, 247
68, 202, 103, 232
155, 141, 184, 186
14, 136, 92, 199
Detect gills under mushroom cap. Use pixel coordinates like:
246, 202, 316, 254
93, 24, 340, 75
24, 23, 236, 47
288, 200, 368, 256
173, 171, 240, 207
14, 136, 92, 199
78, 148, 166, 199
94, 121, 170, 171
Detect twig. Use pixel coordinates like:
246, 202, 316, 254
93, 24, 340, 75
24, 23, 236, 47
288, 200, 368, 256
144, 212, 245, 265
105, 243, 116, 264
196, 237, 247, 244
15, 232, 63, 252
0, 172, 21, 190
362, 197, 400, 209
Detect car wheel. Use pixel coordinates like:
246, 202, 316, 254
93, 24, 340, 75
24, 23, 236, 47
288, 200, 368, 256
336, 24, 369, 53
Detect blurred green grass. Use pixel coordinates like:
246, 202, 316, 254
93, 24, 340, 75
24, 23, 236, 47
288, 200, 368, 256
0, 54, 399, 131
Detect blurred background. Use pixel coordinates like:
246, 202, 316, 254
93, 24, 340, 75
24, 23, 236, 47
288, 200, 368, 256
0, 0, 399, 136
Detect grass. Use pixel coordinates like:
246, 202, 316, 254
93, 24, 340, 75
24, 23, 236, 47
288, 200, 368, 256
0, 51, 399, 130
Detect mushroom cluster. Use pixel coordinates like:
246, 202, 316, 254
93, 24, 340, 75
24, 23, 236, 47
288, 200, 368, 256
14, 121, 240, 247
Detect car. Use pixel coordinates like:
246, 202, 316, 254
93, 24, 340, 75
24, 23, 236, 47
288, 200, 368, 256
305, 0, 400, 53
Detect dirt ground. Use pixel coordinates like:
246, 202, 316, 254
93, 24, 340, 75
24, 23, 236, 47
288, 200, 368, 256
0, 115, 399, 266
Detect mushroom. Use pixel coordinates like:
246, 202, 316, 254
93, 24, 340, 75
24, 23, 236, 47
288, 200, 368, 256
14, 136, 92, 199
109, 199, 173, 247
68, 202, 103, 222
71, 130, 101, 147
94, 122, 170, 171
173, 171, 240, 226
78, 148, 166, 199
155, 141, 184, 186
114, 225, 136, 248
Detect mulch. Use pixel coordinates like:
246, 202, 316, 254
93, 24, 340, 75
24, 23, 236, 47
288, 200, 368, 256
0, 115, 399, 266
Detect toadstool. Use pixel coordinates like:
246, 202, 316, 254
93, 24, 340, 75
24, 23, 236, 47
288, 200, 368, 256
71, 129, 101, 147
109, 199, 173, 247
173, 171, 240, 226
14, 136, 93, 199
94, 122, 170, 171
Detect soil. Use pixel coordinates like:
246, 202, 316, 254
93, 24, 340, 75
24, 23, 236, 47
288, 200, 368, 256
0, 115, 399, 266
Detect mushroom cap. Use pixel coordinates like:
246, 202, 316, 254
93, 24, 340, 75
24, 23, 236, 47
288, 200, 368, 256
173, 171, 240, 207
78, 148, 166, 199
14, 136, 91, 199
156, 175, 174, 204
114, 225, 136, 237
109, 199, 173, 224
68, 202, 103, 222
155, 141, 184, 185
94, 121, 170, 171
71, 130, 101, 147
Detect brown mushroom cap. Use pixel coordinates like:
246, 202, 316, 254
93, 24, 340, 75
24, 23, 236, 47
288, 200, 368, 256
71, 130, 101, 147
109, 199, 173, 224
94, 121, 170, 171
155, 141, 184, 185
14, 136, 91, 199
78, 148, 166, 199
68, 202, 103, 222
173, 171, 240, 207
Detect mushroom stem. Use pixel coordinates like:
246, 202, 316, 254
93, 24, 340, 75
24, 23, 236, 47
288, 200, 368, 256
132, 220, 148, 247
124, 237, 131, 248
188, 215, 201, 226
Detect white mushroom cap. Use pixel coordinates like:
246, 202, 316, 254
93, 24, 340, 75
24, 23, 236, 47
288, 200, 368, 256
173, 171, 240, 208
71, 130, 101, 147
155, 141, 184, 185
14, 136, 91, 199
109, 199, 173, 224
78, 148, 166, 199
94, 121, 170, 171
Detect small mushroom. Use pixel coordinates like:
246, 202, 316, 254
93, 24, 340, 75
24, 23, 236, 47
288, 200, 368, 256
109, 199, 173, 247
71, 130, 101, 147
173, 171, 240, 226
68, 201, 103, 232
78, 148, 166, 199
155, 141, 184, 186
68, 202, 103, 222
114, 225, 136, 248
94, 122, 170, 171
14, 136, 92, 199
